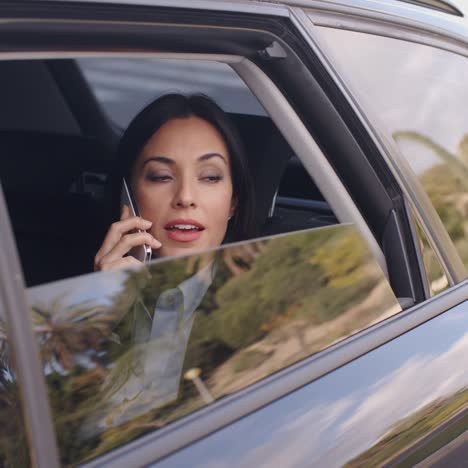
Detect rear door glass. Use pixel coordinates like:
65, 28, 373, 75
25, 225, 400, 464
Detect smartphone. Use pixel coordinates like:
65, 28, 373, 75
120, 178, 152, 263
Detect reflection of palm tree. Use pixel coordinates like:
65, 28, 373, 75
31, 299, 116, 372
222, 242, 266, 276
458, 134, 468, 167
393, 131, 468, 191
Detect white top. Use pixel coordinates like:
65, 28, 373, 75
103, 262, 214, 427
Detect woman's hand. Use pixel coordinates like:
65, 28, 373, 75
94, 205, 161, 272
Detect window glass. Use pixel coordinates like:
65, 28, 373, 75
318, 27, 468, 272
78, 58, 266, 128
1, 56, 337, 287
411, 211, 448, 296
274, 156, 338, 233
23, 226, 399, 464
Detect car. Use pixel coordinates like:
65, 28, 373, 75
0, 0, 467, 466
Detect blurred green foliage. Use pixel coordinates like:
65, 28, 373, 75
394, 131, 468, 269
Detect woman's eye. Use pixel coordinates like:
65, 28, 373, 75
201, 174, 222, 183
146, 173, 172, 182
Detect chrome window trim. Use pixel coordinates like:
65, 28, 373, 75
0, 186, 60, 468
289, 7, 467, 285
0, 51, 245, 62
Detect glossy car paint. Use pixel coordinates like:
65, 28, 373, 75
154, 285, 468, 467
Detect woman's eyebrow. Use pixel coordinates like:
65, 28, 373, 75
142, 156, 175, 167
198, 153, 227, 164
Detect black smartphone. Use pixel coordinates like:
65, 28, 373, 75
120, 178, 152, 263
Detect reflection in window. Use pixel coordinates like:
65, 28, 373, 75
24, 225, 400, 464
411, 211, 448, 296
0, 300, 30, 466
318, 27, 468, 273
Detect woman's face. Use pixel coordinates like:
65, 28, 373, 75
130, 116, 235, 258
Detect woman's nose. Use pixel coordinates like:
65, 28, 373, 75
173, 180, 197, 208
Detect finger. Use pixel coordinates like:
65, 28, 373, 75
98, 255, 143, 272
120, 203, 131, 221
95, 216, 153, 262
99, 231, 161, 265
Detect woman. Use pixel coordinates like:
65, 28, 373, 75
94, 93, 256, 271
86, 94, 257, 427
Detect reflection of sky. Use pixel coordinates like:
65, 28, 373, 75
318, 28, 468, 175
397, 139, 442, 175
27, 269, 128, 310
155, 300, 468, 468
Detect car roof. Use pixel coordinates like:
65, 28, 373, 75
26, 0, 468, 47
33, 0, 464, 14
261, 0, 464, 16
33, 0, 467, 30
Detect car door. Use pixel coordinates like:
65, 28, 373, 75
0, 0, 466, 467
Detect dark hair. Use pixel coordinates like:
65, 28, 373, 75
110, 93, 256, 242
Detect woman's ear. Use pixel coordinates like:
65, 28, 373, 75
229, 197, 237, 219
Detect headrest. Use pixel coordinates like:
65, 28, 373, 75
0, 131, 109, 194
230, 114, 293, 228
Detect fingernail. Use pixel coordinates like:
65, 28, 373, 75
143, 219, 152, 226
153, 238, 162, 247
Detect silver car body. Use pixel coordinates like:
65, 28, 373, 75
0, 0, 467, 466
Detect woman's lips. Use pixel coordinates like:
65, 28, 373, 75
164, 219, 205, 243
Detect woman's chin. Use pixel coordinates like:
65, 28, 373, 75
158, 244, 203, 259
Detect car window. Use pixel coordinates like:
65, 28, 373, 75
317, 28, 468, 274
23, 225, 400, 464
1, 57, 336, 287
78, 58, 267, 128
0, 53, 402, 464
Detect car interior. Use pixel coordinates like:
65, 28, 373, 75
0, 58, 338, 287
